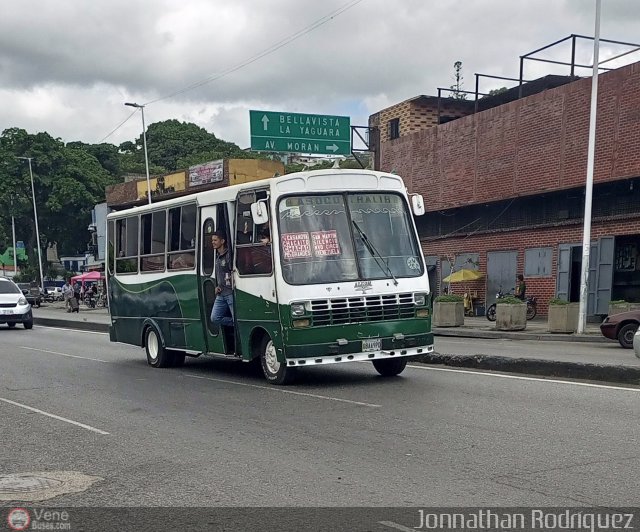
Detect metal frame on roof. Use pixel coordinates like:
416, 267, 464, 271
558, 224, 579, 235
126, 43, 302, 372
431, 34, 640, 124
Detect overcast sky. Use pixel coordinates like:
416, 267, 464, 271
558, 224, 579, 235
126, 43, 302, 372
1, 0, 639, 151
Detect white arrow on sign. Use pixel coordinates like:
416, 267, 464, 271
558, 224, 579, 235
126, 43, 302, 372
326, 144, 339, 152
261, 115, 269, 131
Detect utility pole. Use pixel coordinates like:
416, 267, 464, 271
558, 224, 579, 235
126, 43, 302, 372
577, 0, 601, 333
17, 157, 45, 291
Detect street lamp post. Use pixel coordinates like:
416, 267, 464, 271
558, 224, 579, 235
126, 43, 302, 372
577, 0, 602, 333
17, 157, 45, 292
10, 195, 17, 276
125, 102, 152, 204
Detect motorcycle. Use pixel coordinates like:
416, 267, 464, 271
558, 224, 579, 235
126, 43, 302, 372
486, 288, 537, 321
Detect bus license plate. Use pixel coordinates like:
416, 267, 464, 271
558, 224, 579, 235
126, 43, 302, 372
362, 338, 381, 352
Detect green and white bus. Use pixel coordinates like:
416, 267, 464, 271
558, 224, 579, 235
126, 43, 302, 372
106, 169, 433, 384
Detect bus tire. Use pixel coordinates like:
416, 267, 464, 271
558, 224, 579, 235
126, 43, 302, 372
260, 336, 295, 385
372, 357, 408, 377
145, 326, 171, 368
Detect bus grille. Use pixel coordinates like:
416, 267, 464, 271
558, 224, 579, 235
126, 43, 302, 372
310, 293, 415, 325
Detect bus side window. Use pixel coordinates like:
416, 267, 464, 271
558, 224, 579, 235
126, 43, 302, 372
202, 218, 215, 276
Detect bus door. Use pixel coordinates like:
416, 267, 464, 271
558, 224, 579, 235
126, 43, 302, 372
233, 190, 280, 360
198, 204, 230, 355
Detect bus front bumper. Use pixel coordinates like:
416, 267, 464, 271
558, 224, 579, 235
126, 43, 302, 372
283, 332, 434, 366
284, 344, 433, 367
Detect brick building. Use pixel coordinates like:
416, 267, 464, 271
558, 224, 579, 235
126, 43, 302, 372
369, 61, 640, 318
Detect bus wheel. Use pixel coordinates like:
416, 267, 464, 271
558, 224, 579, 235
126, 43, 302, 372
372, 358, 408, 377
145, 327, 171, 368
260, 336, 295, 385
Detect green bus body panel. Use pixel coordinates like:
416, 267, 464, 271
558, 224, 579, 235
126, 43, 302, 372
234, 288, 282, 359
279, 302, 433, 359
109, 275, 208, 352
109, 277, 433, 361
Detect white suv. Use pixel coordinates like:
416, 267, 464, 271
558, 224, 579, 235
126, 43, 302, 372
0, 278, 33, 329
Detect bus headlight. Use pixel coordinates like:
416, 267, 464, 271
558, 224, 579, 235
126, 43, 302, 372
414, 293, 427, 306
291, 302, 307, 317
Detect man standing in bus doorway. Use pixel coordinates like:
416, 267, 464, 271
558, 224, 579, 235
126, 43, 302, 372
210, 231, 234, 328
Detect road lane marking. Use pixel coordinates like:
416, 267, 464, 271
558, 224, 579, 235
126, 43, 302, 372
35, 325, 108, 335
408, 364, 640, 392
379, 521, 415, 532
0, 397, 109, 435
17, 346, 109, 363
184, 374, 381, 408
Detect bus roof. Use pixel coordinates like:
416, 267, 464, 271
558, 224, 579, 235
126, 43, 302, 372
107, 169, 405, 219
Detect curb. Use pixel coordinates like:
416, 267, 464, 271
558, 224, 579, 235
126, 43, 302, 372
33, 316, 110, 333
414, 353, 640, 385
433, 328, 609, 344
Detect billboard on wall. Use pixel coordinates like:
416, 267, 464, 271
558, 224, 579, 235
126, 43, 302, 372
188, 160, 224, 187
136, 171, 187, 200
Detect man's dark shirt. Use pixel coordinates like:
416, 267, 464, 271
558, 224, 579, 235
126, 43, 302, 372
215, 248, 233, 296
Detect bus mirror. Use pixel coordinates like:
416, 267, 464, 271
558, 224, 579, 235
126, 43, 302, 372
411, 194, 425, 216
251, 200, 269, 225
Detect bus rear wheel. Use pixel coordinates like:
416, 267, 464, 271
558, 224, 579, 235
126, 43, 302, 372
260, 336, 295, 385
372, 358, 408, 377
145, 327, 172, 368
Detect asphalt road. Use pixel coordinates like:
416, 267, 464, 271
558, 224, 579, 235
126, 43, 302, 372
1, 325, 639, 509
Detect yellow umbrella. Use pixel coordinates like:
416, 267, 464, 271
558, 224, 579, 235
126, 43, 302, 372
442, 268, 484, 283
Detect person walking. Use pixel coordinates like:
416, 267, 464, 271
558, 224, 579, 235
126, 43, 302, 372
62, 280, 74, 312
209, 231, 234, 328
514, 274, 527, 301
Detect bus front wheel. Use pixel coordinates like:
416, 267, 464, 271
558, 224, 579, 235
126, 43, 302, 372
260, 336, 295, 385
372, 358, 408, 377
145, 327, 172, 368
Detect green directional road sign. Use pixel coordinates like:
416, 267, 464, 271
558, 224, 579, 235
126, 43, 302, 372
250, 110, 351, 155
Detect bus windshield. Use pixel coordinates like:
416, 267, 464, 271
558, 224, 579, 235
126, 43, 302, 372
277, 193, 423, 285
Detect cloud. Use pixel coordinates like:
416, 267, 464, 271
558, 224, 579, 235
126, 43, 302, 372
1, 0, 639, 149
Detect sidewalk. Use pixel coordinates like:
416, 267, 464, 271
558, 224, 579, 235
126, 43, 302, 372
30, 302, 640, 385
433, 315, 606, 343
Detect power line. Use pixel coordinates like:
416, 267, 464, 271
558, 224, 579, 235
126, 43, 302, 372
145, 0, 366, 105
98, 110, 138, 144
98, 0, 366, 143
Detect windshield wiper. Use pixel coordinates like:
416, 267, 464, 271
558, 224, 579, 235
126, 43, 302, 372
351, 220, 398, 286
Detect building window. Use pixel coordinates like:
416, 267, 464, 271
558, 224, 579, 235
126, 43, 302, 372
525, 247, 552, 277
389, 118, 400, 140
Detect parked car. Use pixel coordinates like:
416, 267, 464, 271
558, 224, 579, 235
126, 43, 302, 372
633, 328, 640, 359
16, 282, 41, 307
0, 278, 33, 329
599, 310, 640, 348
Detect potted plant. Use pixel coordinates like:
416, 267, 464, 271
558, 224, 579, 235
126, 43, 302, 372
495, 295, 526, 331
608, 300, 640, 316
547, 298, 579, 333
433, 294, 464, 327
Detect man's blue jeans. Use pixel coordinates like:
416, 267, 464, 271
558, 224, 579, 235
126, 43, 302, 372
211, 293, 234, 327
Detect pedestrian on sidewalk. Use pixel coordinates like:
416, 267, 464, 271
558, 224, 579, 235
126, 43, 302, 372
515, 274, 527, 301
62, 280, 74, 312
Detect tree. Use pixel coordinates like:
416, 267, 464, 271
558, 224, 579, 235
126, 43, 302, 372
487, 87, 509, 97
450, 61, 467, 100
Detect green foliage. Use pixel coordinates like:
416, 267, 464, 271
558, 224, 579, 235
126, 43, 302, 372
0, 119, 260, 264
434, 294, 464, 303
496, 296, 524, 305
487, 87, 509, 96
549, 298, 570, 305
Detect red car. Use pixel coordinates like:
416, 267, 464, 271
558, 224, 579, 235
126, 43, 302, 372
600, 310, 640, 348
